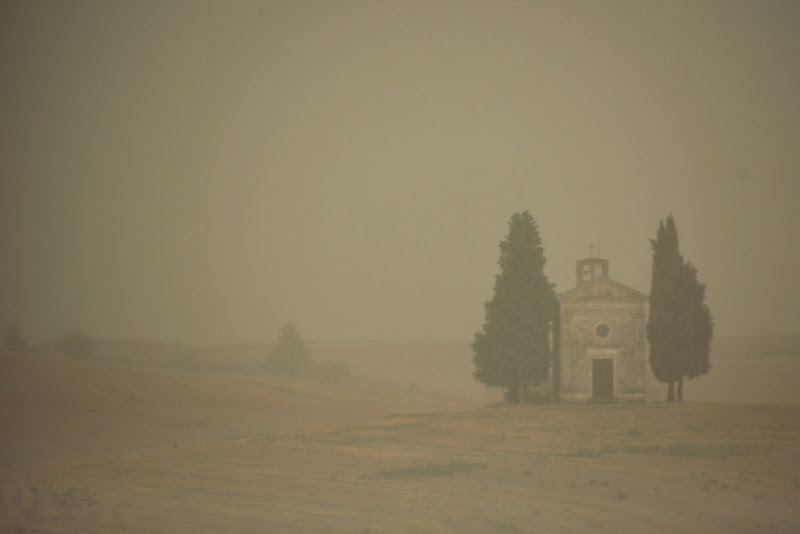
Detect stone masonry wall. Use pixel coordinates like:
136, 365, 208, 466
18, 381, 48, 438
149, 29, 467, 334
559, 300, 646, 401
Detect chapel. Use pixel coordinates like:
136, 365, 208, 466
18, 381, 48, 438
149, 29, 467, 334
555, 257, 648, 401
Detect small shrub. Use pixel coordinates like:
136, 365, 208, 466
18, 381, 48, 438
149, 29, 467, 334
524, 382, 553, 404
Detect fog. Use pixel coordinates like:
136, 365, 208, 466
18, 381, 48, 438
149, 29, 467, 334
2, 1, 798, 344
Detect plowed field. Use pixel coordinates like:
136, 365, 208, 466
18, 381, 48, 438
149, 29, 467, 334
2, 349, 799, 533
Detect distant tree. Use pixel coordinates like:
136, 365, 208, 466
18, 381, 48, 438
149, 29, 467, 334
267, 323, 311, 377
56, 328, 95, 360
472, 211, 557, 403
646, 215, 713, 401
3, 319, 29, 353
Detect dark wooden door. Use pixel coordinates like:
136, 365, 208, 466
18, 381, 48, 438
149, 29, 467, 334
592, 358, 614, 400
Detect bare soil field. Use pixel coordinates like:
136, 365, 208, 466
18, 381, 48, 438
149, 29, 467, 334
2, 336, 799, 533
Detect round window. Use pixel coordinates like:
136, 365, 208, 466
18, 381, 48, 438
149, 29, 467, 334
595, 323, 610, 337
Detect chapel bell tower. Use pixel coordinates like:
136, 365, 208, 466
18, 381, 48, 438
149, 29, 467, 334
576, 257, 609, 286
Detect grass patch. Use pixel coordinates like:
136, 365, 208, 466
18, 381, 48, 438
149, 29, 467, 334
170, 420, 211, 429
567, 446, 611, 458
309, 431, 359, 446
619, 443, 750, 458
382, 411, 446, 419
58, 487, 95, 509
372, 461, 486, 480
383, 422, 418, 431
262, 382, 331, 400
493, 519, 521, 532
557, 441, 750, 460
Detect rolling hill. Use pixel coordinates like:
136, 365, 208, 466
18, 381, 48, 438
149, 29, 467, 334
2, 334, 799, 532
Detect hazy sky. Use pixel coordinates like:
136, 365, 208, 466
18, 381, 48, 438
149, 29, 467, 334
2, 1, 799, 344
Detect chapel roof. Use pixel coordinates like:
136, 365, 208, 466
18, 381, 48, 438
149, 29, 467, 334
557, 272, 648, 301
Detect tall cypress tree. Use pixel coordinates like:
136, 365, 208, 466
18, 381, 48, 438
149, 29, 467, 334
472, 211, 556, 403
646, 215, 713, 401
647, 216, 683, 401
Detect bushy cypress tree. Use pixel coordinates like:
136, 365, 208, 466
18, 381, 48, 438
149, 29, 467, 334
472, 211, 556, 403
646, 215, 713, 401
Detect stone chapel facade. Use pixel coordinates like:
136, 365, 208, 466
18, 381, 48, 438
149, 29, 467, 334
555, 258, 648, 402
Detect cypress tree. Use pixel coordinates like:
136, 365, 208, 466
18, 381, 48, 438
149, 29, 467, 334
472, 211, 556, 403
674, 261, 714, 400
646, 215, 713, 401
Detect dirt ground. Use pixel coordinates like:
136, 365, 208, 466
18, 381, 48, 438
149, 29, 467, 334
2, 340, 799, 533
